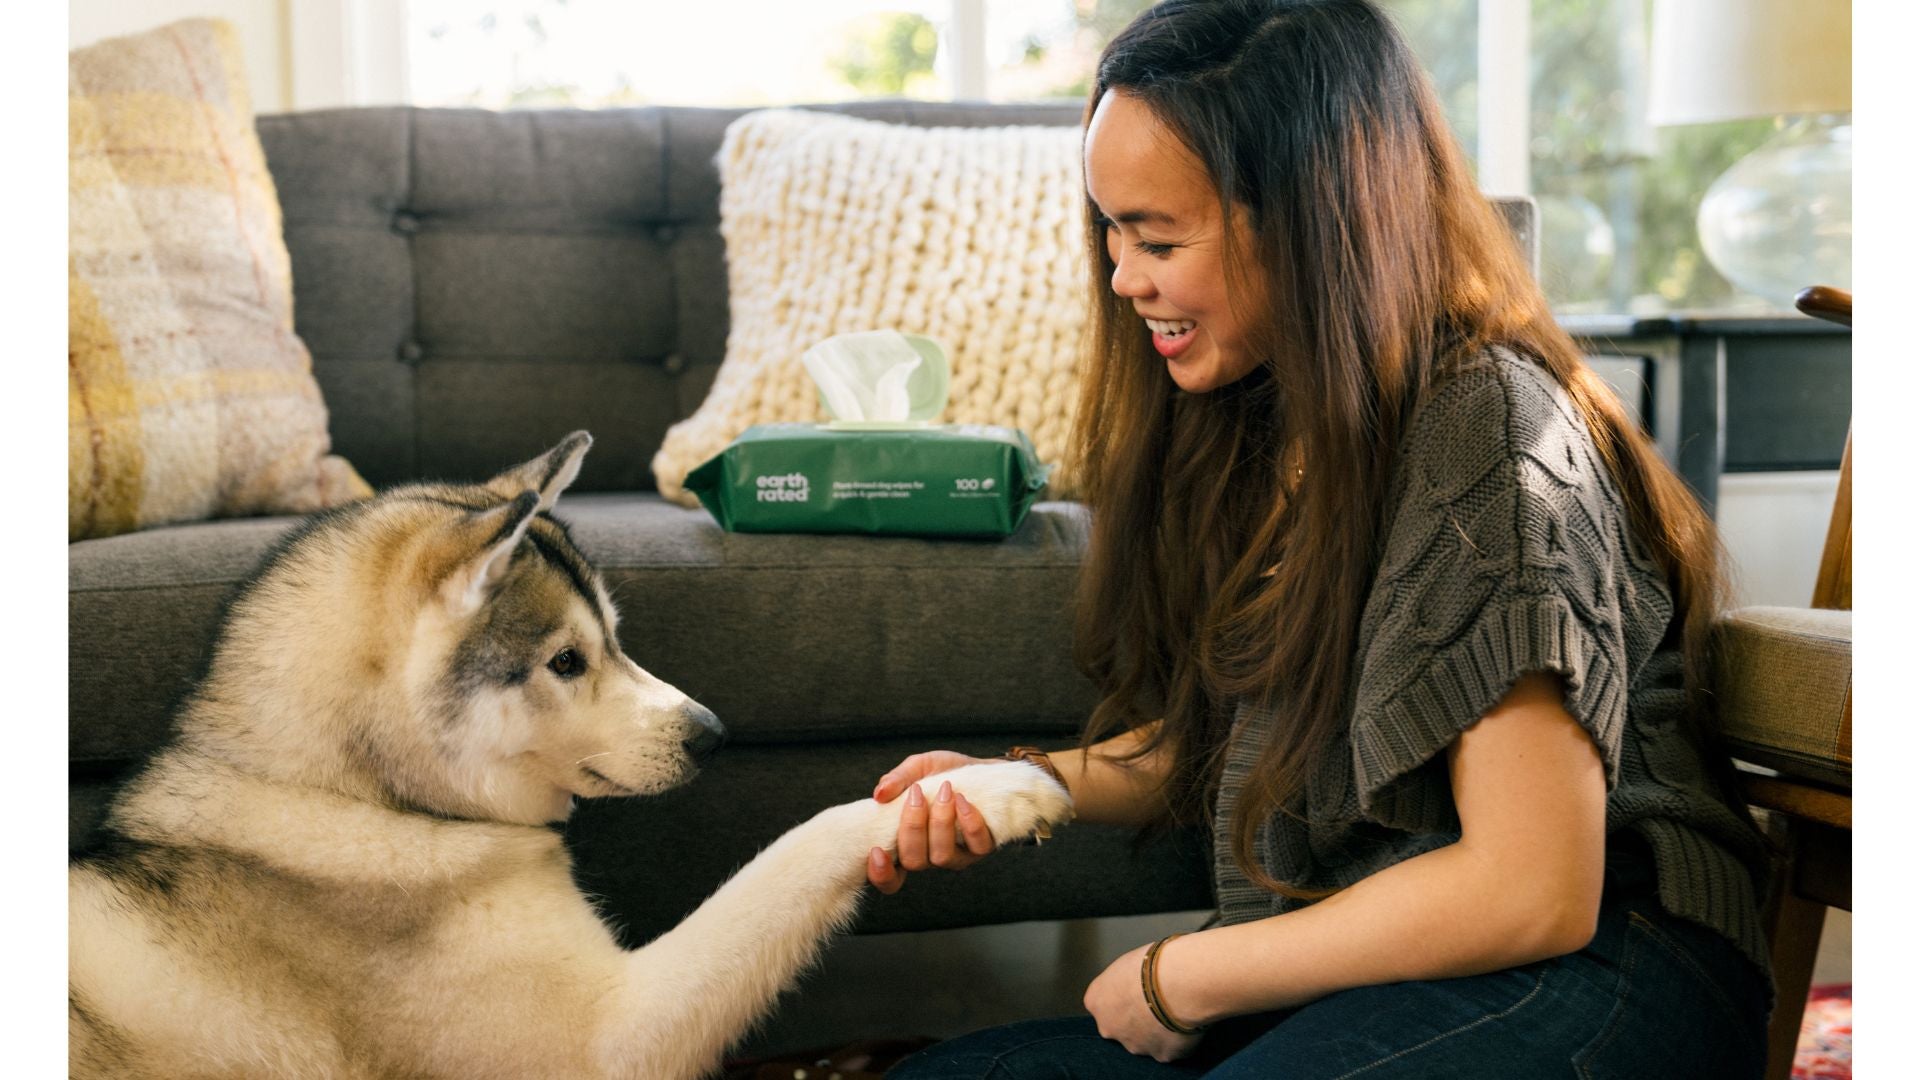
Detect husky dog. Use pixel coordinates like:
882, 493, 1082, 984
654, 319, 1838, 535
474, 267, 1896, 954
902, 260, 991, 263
69, 432, 1073, 1079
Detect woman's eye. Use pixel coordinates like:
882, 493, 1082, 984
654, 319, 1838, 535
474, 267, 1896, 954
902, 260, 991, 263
547, 647, 585, 678
1132, 239, 1174, 257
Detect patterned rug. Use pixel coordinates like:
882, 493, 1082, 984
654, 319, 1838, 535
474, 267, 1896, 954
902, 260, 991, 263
1794, 984, 1851, 1080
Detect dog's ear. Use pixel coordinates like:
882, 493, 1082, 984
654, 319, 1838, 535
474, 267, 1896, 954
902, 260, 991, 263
484, 431, 593, 513
436, 491, 541, 617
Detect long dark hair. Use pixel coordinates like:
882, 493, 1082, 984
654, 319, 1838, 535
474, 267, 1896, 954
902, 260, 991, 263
1070, 0, 1741, 897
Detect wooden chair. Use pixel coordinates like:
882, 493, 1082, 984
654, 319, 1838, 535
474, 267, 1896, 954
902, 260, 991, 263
1713, 285, 1851, 1080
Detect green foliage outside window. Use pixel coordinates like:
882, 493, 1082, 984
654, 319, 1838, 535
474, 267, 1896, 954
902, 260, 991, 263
998, 0, 1784, 313
828, 13, 943, 97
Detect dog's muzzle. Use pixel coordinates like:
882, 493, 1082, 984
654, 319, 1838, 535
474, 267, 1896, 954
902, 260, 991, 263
681, 703, 727, 762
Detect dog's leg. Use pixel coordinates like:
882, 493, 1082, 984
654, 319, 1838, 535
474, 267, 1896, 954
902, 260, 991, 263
587, 761, 1071, 1080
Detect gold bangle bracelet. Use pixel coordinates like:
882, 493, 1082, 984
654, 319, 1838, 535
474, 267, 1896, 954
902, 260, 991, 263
1141, 933, 1205, 1036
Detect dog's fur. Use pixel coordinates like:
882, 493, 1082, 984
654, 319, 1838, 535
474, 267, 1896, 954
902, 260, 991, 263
69, 433, 1073, 1079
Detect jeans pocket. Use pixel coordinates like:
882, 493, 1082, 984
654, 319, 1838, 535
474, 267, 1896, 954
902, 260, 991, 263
1572, 910, 1765, 1080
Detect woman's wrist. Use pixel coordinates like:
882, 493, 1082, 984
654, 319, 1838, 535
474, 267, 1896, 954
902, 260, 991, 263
1141, 933, 1207, 1035
1004, 746, 1068, 795
1151, 930, 1224, 1029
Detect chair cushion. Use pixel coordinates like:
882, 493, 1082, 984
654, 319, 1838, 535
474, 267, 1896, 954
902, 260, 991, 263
68, 18, 369, 540
69, 492, 1098, 766
1713, 606, 1851, 787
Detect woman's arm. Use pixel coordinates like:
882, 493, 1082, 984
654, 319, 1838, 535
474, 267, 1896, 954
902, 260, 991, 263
1085, 672, 1606, 1056
866, 722, 1175, 892
869, 722, 1175, 828
1048, 721, 1176, 827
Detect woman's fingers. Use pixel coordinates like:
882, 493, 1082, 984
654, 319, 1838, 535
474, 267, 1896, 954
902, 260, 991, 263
875, 752, 947, 803
873, 754, 924, 803
954, 791, 995, 856
874, 750, 993, 803
928, 781, 959, 866
867, 846, 903, 894
897, 783, 931, 870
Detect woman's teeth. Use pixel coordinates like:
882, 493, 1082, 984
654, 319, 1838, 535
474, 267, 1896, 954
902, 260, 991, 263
1146, 318, 1196, 338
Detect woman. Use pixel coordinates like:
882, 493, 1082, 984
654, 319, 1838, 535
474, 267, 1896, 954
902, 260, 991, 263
870, 1, 1775, 1077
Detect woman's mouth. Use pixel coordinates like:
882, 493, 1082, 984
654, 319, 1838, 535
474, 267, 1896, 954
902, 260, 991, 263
1146, 317, 1198, 359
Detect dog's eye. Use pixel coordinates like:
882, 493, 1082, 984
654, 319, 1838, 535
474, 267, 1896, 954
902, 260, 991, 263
547, 648, 585, 678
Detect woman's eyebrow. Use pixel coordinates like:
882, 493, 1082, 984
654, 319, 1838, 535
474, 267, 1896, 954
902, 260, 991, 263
1089, 202, 1180, 226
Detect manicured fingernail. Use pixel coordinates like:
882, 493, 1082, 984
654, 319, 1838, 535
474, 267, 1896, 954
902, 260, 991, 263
907, 784, 925, 807
954, 791, 972, 814
869, 847, 887, 869
937, 781, 953, 804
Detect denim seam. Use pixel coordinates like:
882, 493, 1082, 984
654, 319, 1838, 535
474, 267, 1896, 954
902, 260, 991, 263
1620, 911, 1748, 1029
1574, 920, 1645, 1079
1322, 970, 1550, 1080
982, 1034, 1116, 1080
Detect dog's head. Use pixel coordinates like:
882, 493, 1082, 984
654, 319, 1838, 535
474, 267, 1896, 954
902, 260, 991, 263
203, 432, 724, 825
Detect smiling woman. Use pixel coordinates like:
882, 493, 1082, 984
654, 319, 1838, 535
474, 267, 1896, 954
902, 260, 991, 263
871, 2, 1776, 1076
1083, 91, 1264, 393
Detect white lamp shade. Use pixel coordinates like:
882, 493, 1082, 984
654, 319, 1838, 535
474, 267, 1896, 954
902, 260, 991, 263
1649, 0, 1851, 125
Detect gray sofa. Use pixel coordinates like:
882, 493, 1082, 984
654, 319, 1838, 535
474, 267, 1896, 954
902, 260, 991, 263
68, 101, 1220, 944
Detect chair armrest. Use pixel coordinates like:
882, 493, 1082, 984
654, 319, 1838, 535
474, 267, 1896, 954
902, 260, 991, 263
1713, 606, 1852, 790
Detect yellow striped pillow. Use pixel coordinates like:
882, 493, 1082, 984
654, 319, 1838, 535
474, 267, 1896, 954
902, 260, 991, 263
68, 18, 369, 541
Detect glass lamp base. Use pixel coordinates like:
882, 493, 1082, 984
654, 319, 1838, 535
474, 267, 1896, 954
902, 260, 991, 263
1697, 114, 1852, 309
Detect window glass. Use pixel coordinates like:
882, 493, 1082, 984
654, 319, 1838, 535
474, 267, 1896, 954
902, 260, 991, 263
1390, 1, 1776, 312
405, 0, 1794, 314
1528, 0, 1776, 312
984, 0, 1147, 102
408, 0, 953, 108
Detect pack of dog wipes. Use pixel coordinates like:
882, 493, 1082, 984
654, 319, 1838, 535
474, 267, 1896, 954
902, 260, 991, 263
683, 332, 1050, 538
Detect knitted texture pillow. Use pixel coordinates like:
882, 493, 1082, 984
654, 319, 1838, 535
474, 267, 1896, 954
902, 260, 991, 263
651, 109, 1090, 505
69, 18, 370, 541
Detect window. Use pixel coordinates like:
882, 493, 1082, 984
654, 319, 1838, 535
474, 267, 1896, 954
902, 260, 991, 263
399, 0, 1802, 313
408, 0, 954, 108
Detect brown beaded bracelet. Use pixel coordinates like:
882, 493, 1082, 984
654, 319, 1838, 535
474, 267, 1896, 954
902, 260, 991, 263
1141, 933, 1205, 1036
1004, 746, 1067, 790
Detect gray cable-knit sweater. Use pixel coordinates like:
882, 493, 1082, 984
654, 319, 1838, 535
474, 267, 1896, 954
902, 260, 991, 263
1210, 346, 1772, 983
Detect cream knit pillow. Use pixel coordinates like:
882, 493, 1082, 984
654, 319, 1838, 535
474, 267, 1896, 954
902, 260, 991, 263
652, 109, 1090, 505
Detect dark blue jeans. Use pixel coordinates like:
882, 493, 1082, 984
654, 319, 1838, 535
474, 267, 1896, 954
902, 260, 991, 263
889, 847, 1769, 1079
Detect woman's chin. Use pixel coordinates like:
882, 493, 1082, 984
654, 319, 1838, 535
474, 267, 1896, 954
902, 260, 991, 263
1166, 344, 1258, 394
1166, 354, 1230, 394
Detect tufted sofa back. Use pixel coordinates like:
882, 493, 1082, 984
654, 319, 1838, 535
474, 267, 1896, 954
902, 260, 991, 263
258, 102, 1086, 492
260, 101, 1535, 492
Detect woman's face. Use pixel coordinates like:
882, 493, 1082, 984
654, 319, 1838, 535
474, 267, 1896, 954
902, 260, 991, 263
1084, 91, 1263, 394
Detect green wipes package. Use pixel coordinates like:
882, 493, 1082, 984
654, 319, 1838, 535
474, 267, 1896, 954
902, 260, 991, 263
682, 329, 1049, 537
684, 423, 1049, 538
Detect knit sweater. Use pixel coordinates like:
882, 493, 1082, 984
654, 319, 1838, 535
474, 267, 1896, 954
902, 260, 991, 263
1210, 346, 1773, 985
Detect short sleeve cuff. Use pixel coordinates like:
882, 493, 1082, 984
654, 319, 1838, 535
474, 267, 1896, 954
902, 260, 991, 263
1351, 592, 1626, 833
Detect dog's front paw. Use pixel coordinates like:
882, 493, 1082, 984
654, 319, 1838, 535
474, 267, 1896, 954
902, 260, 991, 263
919, 761, 1074, 846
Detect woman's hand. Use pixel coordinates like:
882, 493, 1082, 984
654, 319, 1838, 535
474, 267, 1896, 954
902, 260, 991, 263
867, 751, 1005, 894
1083, 941, 1205, 1063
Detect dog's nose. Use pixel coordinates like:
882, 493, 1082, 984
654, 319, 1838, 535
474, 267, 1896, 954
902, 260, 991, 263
681, 703, 726, 762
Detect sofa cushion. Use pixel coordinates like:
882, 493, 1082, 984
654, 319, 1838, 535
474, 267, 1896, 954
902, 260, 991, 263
69, 493, 1098, 766
68, 18, 369, 541
650, 109, 1092, 506
1713, 605, 1851, 787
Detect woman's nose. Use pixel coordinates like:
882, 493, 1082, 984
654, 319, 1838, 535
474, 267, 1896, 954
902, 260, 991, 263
1110, 251, 1152, 299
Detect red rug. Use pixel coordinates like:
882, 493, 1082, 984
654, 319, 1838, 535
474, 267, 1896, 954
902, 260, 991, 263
1793, 983, 1851, 1080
